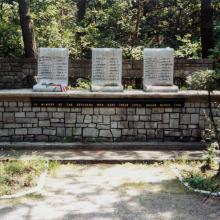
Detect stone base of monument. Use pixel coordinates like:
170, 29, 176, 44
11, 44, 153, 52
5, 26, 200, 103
143, 85, 179, 93
91, 85, 123, 92
33, 84, 63, 92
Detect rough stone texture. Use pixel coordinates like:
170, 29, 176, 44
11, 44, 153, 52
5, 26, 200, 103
0, 91, 218, 142
0, 58, 213, 89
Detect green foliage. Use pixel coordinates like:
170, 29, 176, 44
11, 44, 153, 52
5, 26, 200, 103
210, 21, 220, 73
183, 172, 220, 192
0, 2, 23, 56
0, 0, 220, 58
0, 159, 46, 196
72, 78, 91, 90
186, 70, 218, 90
175, 34, 201, 58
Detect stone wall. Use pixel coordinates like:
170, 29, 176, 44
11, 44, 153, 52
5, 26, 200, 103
0, 58, 213, 89
0, 90, 217, 143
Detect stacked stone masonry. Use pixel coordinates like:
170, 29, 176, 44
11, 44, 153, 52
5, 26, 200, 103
0, 58, 213, 89
0, 99, 216, 142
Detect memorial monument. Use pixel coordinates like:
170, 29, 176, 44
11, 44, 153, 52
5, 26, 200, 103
33, 48, 69, 92
91, 48, 123, 92
143, 48, 178, 92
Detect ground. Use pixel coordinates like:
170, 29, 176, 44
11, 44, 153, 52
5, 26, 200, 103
0, 163, 220, 220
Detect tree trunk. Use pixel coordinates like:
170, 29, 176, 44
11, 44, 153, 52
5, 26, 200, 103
76, 0, 87, 23
18, 0, 36, 58
201, 0, 214, 58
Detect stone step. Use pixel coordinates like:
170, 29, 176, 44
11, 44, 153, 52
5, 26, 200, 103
1, 149, 217, 163
0, 142, 207, 151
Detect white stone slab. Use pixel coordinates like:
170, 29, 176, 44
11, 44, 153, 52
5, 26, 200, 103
33, 48, 69, 92
91, 48, 123, 92
143, 48, 178, 92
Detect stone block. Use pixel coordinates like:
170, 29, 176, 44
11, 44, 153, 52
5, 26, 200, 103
28, 128, 42, 135
163, 113, 169, 123
0, 129, 9, 136
151, 114, 162, 121
53, 112, 64, 119
15, 112, 25, 118
100, 108, 115, 115
100, 130, 112, 138
170, 113, 179, 119
191, 114, 199, 124
111, 115, 122, 121
116, 108, 127, 115
65, 113, 76, 123
83, 128, 98, 137
82, 108, 93, 115
43, 128, 56, 136
111, 129, 121, 137
15, 128, 27, 135
97, 124, 110, 129
145, 122, 157, 129
103, 116, 110, 124
73, 128, 82, 135
93, 115, 103, 123
147, 129, 155, 139
3, 113, 14, 122
84, 115, 92, 123
170, 119, 179, 129
57, 128, 66, 137
127, 115, 139, 121
36, 112, 48, 118
136, 108, 145, 115
66, 128, 72, 136
26, 112, 35, 118
152, 108, 164, 113
122, 129, 137, 136
139, 115, 150, 121
186, 108, 195, 113
39, 120, 50, 127
77, 115, 85, 123
180, 114, 190, 124
134, 121, 144, 128
118, 121, 128, 128
127, 108, 135, 115
111, 122, 117, 128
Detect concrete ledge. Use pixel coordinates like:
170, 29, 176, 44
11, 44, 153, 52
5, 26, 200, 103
0, 89, 219, 102
0, 142, 207, 151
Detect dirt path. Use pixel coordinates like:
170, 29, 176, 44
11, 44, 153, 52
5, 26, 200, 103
0, 164, 219, 220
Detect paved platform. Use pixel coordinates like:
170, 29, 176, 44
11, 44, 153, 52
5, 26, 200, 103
0, 149, 219, 163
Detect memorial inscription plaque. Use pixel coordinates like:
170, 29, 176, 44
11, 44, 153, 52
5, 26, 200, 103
143, 48, 178, 92
33, 48, 69, 92
91, 48, 123, 92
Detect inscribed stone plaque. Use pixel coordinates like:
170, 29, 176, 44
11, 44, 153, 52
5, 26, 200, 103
91, 48, 123, 92
33, 48, 69, 92
143, 48, 178, 92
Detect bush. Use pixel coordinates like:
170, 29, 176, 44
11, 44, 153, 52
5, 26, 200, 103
186, 70, 218, 90
183, 173, 220, 192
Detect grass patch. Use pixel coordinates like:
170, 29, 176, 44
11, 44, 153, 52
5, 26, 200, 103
180, 163, 220, 192
0, 158, 46, 196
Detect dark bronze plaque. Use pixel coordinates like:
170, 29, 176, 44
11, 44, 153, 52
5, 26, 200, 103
31, 98, 185, 108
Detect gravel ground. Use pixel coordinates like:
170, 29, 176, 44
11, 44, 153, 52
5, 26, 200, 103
0, 163, 219, 220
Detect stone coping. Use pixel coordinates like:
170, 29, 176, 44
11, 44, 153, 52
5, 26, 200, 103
0, 89, 219, 101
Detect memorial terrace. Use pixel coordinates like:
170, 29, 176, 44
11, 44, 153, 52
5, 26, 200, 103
0, 89, 219, 148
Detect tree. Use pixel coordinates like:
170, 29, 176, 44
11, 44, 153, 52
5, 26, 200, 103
201, 0, 214, 58
76, 0, 87, 22
18, 0, 36, 58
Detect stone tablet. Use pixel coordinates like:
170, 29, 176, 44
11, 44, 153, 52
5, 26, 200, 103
33, 48, 69, 92
91, 48, 123, 92
143, 48, 178, 92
